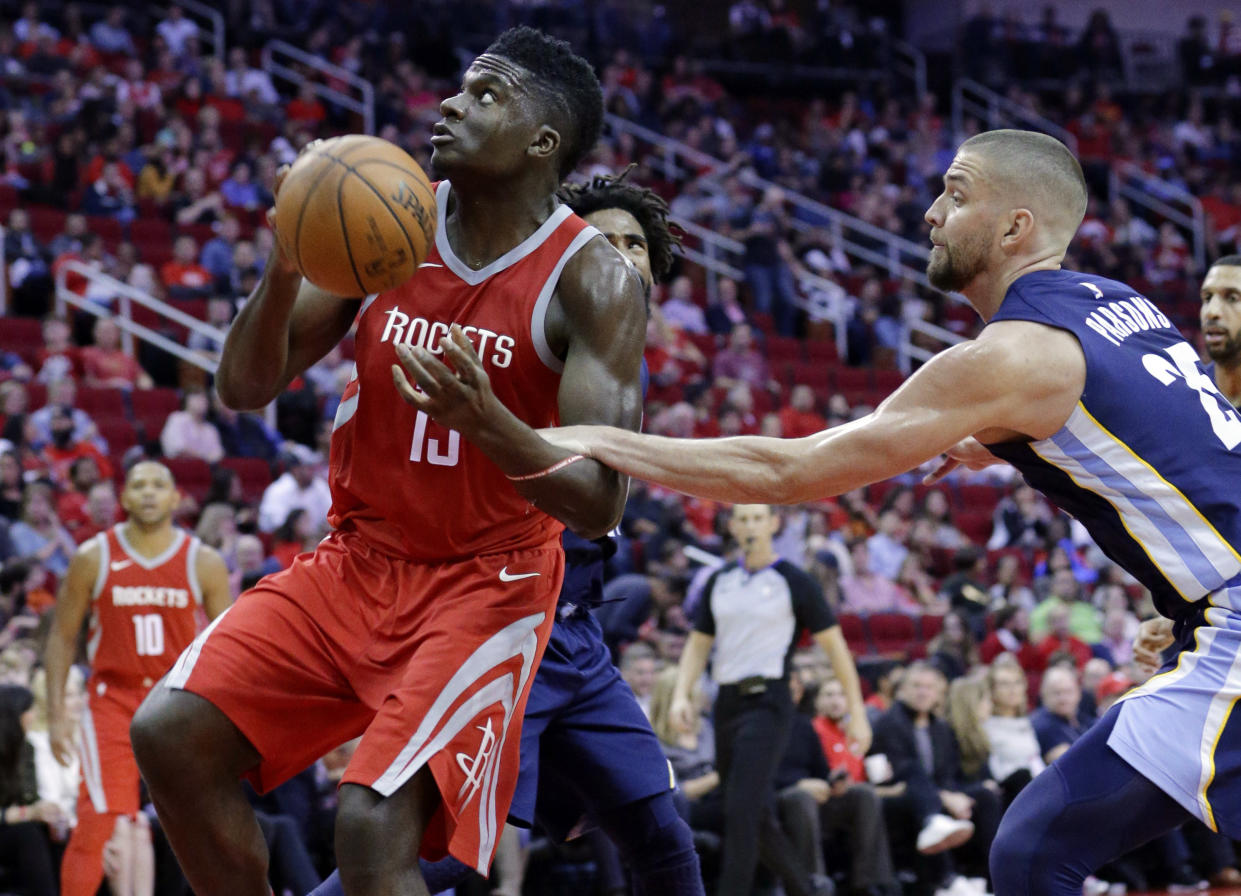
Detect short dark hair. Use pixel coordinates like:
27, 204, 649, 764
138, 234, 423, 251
959, 129, 1088, 234
1212, 254, 1241, 269
485, 27, 603, 179
558, 165, 684, 284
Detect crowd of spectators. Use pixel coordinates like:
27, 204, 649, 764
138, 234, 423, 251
0, 1, 1238, 893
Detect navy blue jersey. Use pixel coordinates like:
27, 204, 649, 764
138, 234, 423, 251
985, 269, 1241, 618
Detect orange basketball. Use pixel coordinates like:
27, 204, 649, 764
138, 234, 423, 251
274, 134, 436, 297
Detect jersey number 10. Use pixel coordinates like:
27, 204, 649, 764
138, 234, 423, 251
133, 614, 165, 656
1143, 342, 1241, 449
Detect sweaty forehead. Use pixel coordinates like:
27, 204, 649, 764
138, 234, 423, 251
469, 54, 533, 90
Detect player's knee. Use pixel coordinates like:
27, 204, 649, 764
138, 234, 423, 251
336, 777, 435, 877
604, 791, 696, 872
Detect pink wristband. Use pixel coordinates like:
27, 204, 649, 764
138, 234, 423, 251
506, 454, 586, 482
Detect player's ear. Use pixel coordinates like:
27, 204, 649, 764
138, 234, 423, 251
529, 124, 561, 164
1000, 208, 1035, 251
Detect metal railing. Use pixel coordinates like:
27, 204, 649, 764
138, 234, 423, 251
951, 78, 1078, 152
54, 262, 225, 376
893, 39, 928, 98
261, 40, 375, 135
1109, 161, 1207, 272
604, 114, 965, 367
173, 0, 225, 60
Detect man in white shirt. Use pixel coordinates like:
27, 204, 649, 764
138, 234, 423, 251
258, 445, 332, 533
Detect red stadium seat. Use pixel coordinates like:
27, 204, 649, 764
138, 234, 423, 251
868, 612, 918, 656
164, 457, 213, 502
804, 339, 839, 364
220, 456, 274, 502
764, 335, 802, 362
919, 613, 944, 641
77, 386, 126, 418
131, 387, 181, 421
837, 613, 870, 654
96, 416, 138, 453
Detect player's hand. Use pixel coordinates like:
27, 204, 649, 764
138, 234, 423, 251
1133, 617, 1175, 677
391, 325, 497, 436
536, 424, 598, 459
30, 800, 65, 828
940, 790, 974, 820
847, 713, 872, 756
670, 694, 696, 734
923, 437, 1005, 485
50, 715, 75, 767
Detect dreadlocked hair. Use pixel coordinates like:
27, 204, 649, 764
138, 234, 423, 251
558, 165, 684, 284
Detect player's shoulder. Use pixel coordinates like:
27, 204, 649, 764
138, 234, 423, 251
69, 532, 106, 578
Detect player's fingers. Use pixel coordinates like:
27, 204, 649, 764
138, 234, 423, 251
442, 327, 485, 383
390, 365, 430, 410
922, 456, 960, 485
272, 163, 290, 197
396, 344, 454, 394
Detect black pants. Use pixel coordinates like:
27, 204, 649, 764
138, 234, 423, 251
714, 680, 814, 896
0, 820, 57, 896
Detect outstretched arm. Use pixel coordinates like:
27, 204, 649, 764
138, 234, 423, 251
542, 321, 1085, 505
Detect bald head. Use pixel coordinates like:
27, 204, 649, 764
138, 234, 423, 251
958, 130, 1088, 245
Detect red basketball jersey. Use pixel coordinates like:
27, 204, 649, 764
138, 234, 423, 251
87, 525, 205, 687
328, 179, 599, 561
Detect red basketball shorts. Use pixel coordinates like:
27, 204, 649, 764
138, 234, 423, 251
165, 528, 562, 873
78, 681, 147, 815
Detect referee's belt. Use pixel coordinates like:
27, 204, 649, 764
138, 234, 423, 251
720, 675, 784, 697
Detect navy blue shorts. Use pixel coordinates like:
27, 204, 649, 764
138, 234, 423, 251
508, 607, 673, 840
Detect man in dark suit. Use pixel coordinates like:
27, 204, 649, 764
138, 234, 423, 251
870, 662, 1001, 894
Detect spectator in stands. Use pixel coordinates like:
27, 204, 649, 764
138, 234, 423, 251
778, 385, 826, 439
285, 81, 328, 129
986, 484, 1052, 550
75, 481, 121, 544
219, 161, 262, 211
156, 5, 198, 59
712, 322, 774, 392
944, 674, 996, 786
737, 186, 798, 335
233, 533, 280, 596
33, 317, 78, 386
0, 452, 24, 523
196, 502, 240, 570
225, 47, 279, 106
1030, 664, 1090, 764
160, 386, 224, 463
37, 405, 112, 490
705, 277, 750, 335
1032, 603, 1094, 672
978, 606, 1038, 674
870, 662, 999, 884
209, 391, 280, 461
80, 160, 137, 223
29, 377, 104, 454
271, 507, 321, 569
983, 658, 1044, 806
916, 491, 967, 551
257, 444, 331, 534
80, 317, 153, 391
136, 145, 179, 208
171, 168, 224, 227
660, 276, 709, 334
187, 297, 236, 360
55, 455, 102, 540
987, 553, 1035, 612
650, 665, 721, 859
866, 511, 908, 580
926, 611, 980, 682
937, 548, 990, 638
160, 234, 214, 299
839, 540, 921, 614
8, 483, 75, 578
89, 4, 135, 55
3, 209, 52, 319
0, 682, 60, 896
596, 572, 684, 661
1028, 568, 1102, 644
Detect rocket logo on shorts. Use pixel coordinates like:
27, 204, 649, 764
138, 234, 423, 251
456, 718, 498, 806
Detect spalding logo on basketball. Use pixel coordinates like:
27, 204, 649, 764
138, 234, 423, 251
274, 135, 437, 297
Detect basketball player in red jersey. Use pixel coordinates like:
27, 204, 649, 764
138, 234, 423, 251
44, 460, 231, 896
130, 27, 646, 896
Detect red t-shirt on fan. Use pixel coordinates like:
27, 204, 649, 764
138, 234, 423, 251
328, 179, 599, 561
87, 525, 207, 688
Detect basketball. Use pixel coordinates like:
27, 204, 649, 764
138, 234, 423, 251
274, 134, 437, 297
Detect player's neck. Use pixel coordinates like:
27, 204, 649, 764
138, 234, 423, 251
1215, 359, 1241, 409
120, 520, 176, 557
962, 251, 1065, 322
444, 182, 559, 270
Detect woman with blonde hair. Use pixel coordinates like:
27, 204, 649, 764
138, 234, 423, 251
650, 666, 721, 832
944, 673, 993, 784
982, 657, 1043, 807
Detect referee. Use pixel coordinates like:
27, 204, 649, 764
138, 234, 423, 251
672, 503, 871, 896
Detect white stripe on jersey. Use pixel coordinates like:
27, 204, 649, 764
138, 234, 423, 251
1032, 404, 1241, 600
370, 610, 545, 873
79, 699, 107, 813
529, 225, 602, 374
165, 605, 233, 690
